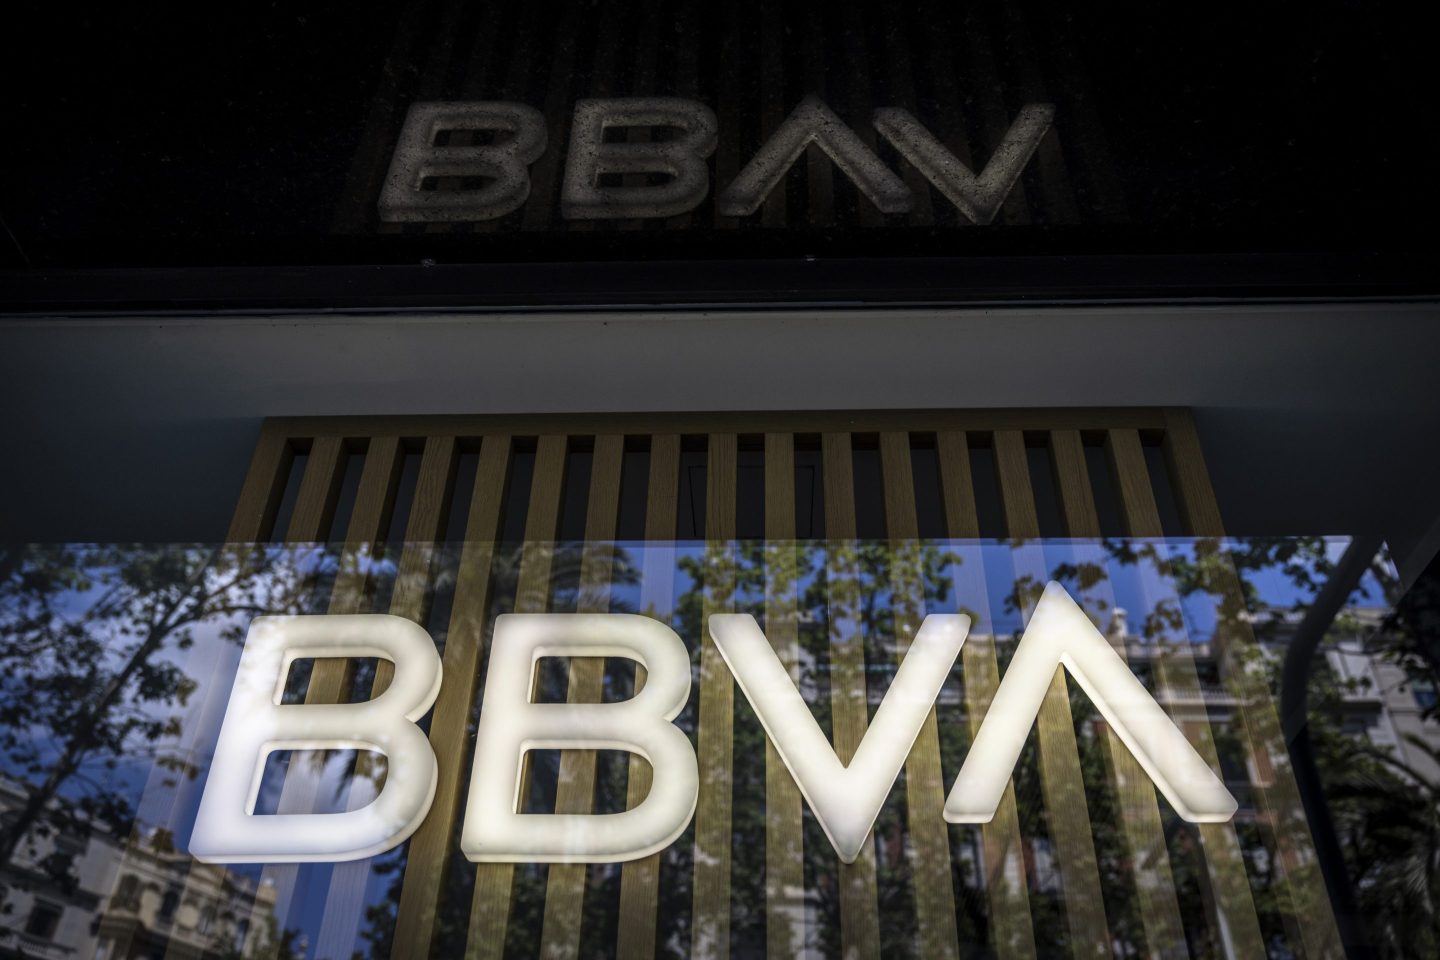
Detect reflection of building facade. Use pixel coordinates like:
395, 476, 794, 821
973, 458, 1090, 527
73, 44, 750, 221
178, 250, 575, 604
0, 779, 277, 960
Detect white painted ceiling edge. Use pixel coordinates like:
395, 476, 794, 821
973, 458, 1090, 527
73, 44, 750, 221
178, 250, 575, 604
3, 301, 1438, 583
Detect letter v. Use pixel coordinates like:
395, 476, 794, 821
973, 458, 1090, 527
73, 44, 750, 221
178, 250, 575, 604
874, 103, 1053, 225
709, 612, 970, 863
945, 581, 1236, 824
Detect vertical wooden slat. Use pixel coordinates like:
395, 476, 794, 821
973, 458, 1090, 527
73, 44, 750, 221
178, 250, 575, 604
1049, 429, 1191, 958
691, 433, 737, 959
314, 436, 458, 960
1106, 428, 1269, 958
285, 435, 346, 541
1160, 409, 1225, 538
820, 433, 883, 960
992, 430, 1111, 958
936, 431, 1037, 960
390, 435, 513, 960
616, 433, 680, 959
468, 434, 570, 960
539, 435, 627, 960
877, 432, 960, 960
226, 425, 294, 542
762, 433, 807, 956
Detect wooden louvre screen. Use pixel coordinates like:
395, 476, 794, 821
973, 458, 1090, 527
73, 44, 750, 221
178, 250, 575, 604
224, 408, 1340, 960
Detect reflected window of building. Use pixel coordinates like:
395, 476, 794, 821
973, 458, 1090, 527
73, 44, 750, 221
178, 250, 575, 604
112, 874, 140, 912
24, 900, 61, 939
158, 887, 180, 923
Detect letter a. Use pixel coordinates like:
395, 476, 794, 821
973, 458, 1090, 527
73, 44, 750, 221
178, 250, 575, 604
461, 613, 697, 863
717, 96, 911, 216
191, 615, 443, 862
946, 582, 1236, 824
710, 612, 970, 863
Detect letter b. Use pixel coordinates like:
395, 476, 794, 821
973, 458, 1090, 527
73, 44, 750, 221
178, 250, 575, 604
461, 613, 697, 862
378, 101, 547, 222
190, 615, 443, 862
561, 98, 717, 219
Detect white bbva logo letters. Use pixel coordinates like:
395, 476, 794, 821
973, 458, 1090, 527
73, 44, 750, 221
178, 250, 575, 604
190, 583, 1236, 864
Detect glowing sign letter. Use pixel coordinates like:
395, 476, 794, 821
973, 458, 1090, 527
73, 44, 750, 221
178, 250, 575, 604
379, 101, 547, 222
946, 581, 1236, 824
873, 104, 1054, 225
717, 95, 911, 216
190, 615, 442, 863
461, 613, 697, 862
710, 612, 970, 862
561, 98, 718, 219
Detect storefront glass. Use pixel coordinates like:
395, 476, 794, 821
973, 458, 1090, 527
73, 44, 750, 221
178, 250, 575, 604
2, 536, 1432, 957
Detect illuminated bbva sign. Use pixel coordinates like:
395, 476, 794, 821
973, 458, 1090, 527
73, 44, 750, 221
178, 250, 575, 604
378, 96, 1053, 225
190, 582, 1233, 865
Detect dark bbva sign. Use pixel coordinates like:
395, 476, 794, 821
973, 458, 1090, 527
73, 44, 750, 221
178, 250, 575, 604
379, 96, 1053, 225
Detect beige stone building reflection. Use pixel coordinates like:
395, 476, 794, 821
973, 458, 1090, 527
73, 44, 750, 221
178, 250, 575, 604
0, 779, 278, 960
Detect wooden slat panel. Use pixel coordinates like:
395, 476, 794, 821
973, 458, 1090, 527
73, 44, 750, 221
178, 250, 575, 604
389, 435, 512, 959
313, 436, 458, 959
1147, 423, 1345, 960
539, 434, 626, 960
1049, 429, 1190, 958
1105, 428, 1269, 958
936, 431, 1037, 960
468, 434, 569, 960
878, 432, 959, 960
1161, 409, 1225, 537
821, 432, 883, 960
616, 433, 681, 959
691, 433, 736, 959
285, 435, 346, 541
993, 431, 1111, 957
227, 426, 294, 541
762, 433, 807, 956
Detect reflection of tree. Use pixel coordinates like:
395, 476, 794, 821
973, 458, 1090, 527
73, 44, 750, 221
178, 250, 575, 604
1053, 535, 1437, 958
0, 544, 311, 894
